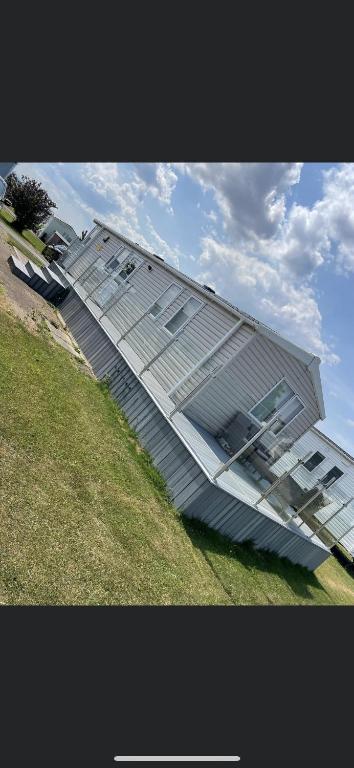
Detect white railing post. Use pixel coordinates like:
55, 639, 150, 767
297, 477, 338, 528
85, 244, 128, 297
98, 284, 133, 320
255, 452, 313, 505
167, 320, 244, 398
170, 365, 223, 417
119, 299, 157, 341
85, 271, 112, 300
213, 413, 280, 481
309, 496, 354, 540
96, 261, 146, 322
139, 327, 185, 376
61, 231, 94, 270
170, 329, 256, 404
118, 287, 188, 343
166, 329, 256, 417
296, 486, 325, 519
336, 520, 354, 546
73, 257, 99, 286
70, 228, 103, 281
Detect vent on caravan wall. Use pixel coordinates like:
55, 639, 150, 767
203, 284, 216, 294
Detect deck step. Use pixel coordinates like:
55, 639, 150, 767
9, 251, 69, 302
47, 261, 70, 287
8, 252, 32, 283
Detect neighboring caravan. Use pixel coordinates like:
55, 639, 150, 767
271, 427, 354, 555
52, 220, 332, 569
38, 215, 78, 248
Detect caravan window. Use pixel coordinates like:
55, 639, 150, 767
118, 261, 137, 281
164, 296, 202, 335
320, 466, 344, 487
149, 284, 181, 318
270, 397, 304, 435
250, 380, 295, 423
250, 380, 304, 435
93, 277, 122, 308
105, 247, 125, 273
303, 451, 325, 472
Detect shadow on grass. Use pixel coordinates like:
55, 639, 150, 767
181, 517, 328, 603
331, 544, 354, 580
85, 373, 332, 604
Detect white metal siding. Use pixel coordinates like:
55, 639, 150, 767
63, 229, 258, 398
66, 232, 130, 279
58, 289, 329, 571
185, 334, 320, 443
272, 429, 354, 553
60, 226, 322, 452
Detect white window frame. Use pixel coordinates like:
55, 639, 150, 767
92, 254, 142, 308
149, 283, 183, 320
117, 253, 143, 281
163, 295, 204, 336
249, 378, 305, 437
105, 245, 126, 273
319, 465, 344, 488
303, 451, 325, 473
93, 278, 123, 308
105, 250, 142, 280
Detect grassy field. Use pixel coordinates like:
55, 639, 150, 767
1, 206, 46, 257
0, 207, 16, 224
6, 237, 45, 268
1, 298, 354, 605
22, 229, 46, 253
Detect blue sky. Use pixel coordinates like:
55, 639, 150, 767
14, 162, 354, 454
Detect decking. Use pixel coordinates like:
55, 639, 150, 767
57, 268, 330, 570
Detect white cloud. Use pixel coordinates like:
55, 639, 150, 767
319, 164, 354, 272
175, 162, 354, 276
15, 162, 96, 236
346, 419, 354, 428
132, 163, 178, 211
176, 162, 302, 239
196, 236, 340, 365
144, 216, 180, 268
15, 163, 180, 271
258, 164, 354, 279
171, 162, 354, 365
15, 161, 354, 369
203, 209, 218, 223
64, 163, 180, 264
81, 163, 143, 231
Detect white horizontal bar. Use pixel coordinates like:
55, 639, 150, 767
114, 758, 240, 763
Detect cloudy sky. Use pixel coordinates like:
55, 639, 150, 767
15, 162, 354, 453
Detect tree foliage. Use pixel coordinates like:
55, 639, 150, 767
5, 173, 57, 233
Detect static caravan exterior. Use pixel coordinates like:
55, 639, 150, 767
39, 215, 78, 246
53, 219, 331, 570
271, 428, 354, 555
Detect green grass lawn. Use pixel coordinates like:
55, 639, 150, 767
7, 237, 45, 268
22, 229, 46, 253
1, 207, 46, 256
0, 206, 16, 224
1, 299, 354, 605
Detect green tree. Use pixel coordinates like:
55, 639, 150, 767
5, 173, 57, 233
